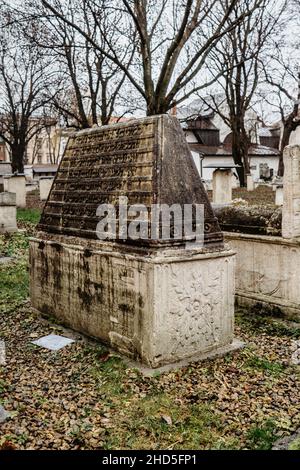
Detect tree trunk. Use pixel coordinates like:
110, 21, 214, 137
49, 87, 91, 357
231, 123, 245, 186
10, 143, 25, 174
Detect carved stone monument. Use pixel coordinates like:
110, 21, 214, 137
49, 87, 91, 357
282, 145, 300, 238
30, 115, 236, 368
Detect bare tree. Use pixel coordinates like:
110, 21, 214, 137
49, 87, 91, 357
41, 0, 265, 116
22, 0, 136, 129
196, 0, 286, 186
0, 3, 55, 173
261, 1, 300, 176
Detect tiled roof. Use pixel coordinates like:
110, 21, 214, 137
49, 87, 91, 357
189, 143, 280, 157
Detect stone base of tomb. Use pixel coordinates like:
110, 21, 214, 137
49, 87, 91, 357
125, 339, 244, 376
30, 235, 235, 368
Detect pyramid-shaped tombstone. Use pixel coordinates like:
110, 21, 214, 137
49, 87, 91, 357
31, 115, 235, 369
38, 115, 223, 248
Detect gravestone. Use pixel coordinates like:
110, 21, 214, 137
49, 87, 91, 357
247, 175, 254, 191
282, 145, 300, 238
212, 169, 232, 204
0, 192, 17, 233
39, 177, 54, 201
3, 174, 26, 208
0, 340, 5, 365
275, 185, 283, 206
30, 115, 236, 369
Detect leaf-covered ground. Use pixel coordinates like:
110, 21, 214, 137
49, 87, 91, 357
0, 212, 300, 450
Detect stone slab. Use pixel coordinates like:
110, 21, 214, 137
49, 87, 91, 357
0, 340, 5, 365
31, 334, 75, 351
3, 175, 26, 208
282, 145, 300, 238
125, 339, 245, 377
39, 177, 54, 201
0, 192, 16, 206
0, 204, 17, 233
0, 257, 13, 264
213, 169, 232, 204
291, 340, 300, 365
247, 175, 254, 191
225, 231, 300, 320
0, 405, 9, 424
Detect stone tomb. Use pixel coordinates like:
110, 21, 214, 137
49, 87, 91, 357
30, 115, 235, 368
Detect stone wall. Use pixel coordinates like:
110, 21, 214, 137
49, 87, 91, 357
225, 232, 300, 320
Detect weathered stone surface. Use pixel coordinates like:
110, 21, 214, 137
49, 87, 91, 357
0, 192, 16, 206
246, 175, 254, 191
38, 115, 223, 248
30, 236, 235, 367
32, 334, 75, 351
39, 177, 54, 201
0, 192, 17, 233
291, 340, 300, 365
0, 405, 9, 424
212, 169, 232, 204
0, 340, 5, 365
3, 175, 26, 208
282, 145, 300, 238
275, 185, 283, 206
225, 231, 300, 320
213, 204, 282, 236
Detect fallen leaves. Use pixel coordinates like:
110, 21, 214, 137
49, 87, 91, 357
1, 229, 300, 450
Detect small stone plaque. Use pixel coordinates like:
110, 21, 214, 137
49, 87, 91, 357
32, 334, 74, 351
0, 405, 9, 423
0, 340, 5, 365
0, 257, 13, 265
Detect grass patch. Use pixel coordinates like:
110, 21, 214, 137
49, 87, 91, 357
245, 355, 284, 376
236, 310, 300, 338
103, 394, 222, 450
0, 231, 29, 313
0, 260, 29, 313
0, 232, 29, 257
289, 437, 300, 450
17, 208, 41, 225
246, 420, 277, 450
